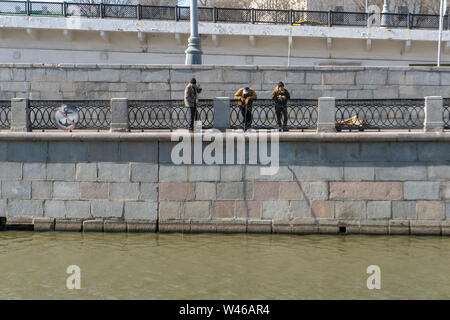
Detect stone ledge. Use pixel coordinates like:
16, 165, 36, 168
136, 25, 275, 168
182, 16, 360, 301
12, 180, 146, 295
247, 220, 272, 233
410, 220, 441, 235
389, 219, 410, 235
104, 220, 127, 233
33, 217, 55, 232
0, 131, 450, 143
215, 219, 247, 233
83, 219, 104, 232
126, 219, 157, 232
360, 220, 389, 235
0, 132, 449, 143
318, 219, 340, 234
55, 219, 83, 232
158, 219, 191, 233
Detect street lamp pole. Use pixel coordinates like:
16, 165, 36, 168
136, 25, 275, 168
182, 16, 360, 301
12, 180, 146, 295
185, 0, 203, 64
438, 0, 447, 67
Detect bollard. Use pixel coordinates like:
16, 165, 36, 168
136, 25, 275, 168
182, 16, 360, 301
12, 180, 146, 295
424, 96, 444, 132
10, 97, 30, 132
317, 97, 336, 132
110, 98, 129, 132
213, 97, 230, 131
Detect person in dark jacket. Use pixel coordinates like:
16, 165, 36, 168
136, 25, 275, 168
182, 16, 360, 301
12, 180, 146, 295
271, 81, 291, 131
184, 78, 202, 130
234, 86, 257, 131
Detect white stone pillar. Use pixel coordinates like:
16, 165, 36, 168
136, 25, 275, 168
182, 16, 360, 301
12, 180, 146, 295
424, 96, 444, 132
317, 97, 336, 132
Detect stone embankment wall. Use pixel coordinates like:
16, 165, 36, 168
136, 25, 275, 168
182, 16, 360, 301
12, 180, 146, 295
0, 132, 449, 235
2, 64, 450, 101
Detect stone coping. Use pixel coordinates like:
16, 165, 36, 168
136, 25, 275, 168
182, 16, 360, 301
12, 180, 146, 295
1, 63, 450, 72
0, 131, 449, 142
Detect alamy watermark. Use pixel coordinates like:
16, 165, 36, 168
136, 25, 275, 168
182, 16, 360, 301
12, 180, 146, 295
66, 265, 81, 290
170, 124, 280, 175
366, 265, 381, 290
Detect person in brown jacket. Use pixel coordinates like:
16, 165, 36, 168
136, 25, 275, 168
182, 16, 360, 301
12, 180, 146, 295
184, 78, 202, 130
234, 86, 257, 131
271, 81, 291, 131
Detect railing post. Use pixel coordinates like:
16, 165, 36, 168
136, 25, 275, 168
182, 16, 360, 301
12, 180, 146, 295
175, 5, 179, 21
317, 97, 336, 132
289, 9, 293, 25
407, 13, 411, 28
213, 97, 230, 131
137, 4, 141, 20
424, 96, 444, 132
26, 0, 30, 16
100, 3, 104, 18
328, 10, 332, 27
213, 7, 217, 23
110, 98, 129, 132
10, 98, 30, 132
63, 2, 67, 17
251, 8, 255, 24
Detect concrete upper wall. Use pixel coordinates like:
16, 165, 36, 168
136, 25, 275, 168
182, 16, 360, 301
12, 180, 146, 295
1, 16, 450, 65
2, 64, 450, 100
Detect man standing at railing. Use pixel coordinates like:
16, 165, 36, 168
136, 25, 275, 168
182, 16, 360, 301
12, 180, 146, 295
271, 81, 291, 132
234, 86, 257, 131
184, 78, 202, 130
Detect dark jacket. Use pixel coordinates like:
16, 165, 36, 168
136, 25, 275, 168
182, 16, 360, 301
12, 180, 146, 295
271, 86, 291, 104
184, 84, 202, 107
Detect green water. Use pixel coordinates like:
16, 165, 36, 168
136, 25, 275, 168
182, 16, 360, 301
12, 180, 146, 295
0, 231, 449, 299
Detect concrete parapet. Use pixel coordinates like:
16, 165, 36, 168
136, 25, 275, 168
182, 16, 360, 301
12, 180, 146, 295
5, 216, 34, 230
339, 220, 361, 234
441, 221, 450, 236
33, 217, 55, 231
291, 218, 319, 234
55, 219, 83, 232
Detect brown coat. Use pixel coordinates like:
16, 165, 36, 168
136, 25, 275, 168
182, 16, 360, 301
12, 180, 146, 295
271, 86, 290, 103
184, 84, 201, 107
234, 88, 258, 106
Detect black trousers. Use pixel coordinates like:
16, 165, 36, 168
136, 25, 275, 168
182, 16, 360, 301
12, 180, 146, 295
275, 102, 288, 128
189, 105, 198, 129
240, 103, 252, 130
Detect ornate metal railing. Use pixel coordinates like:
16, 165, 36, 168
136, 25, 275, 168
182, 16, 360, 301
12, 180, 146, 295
335, 99, 425, 131
128, 100, 213, 130
0, 100, 11, 129
230, 99, 317, 130
0, 1, 449, 30
28, 100, 110, 131
443, 99, 450, 129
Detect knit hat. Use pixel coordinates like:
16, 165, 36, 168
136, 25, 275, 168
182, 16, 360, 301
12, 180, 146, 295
190, 78, 197, 84
278, 81, 284, 87
243, 87, 249, 94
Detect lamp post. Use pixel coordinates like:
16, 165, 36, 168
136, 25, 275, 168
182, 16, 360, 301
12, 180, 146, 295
381, 0, 391, 27
438, 0, 447, 67
185, 0, 203, 64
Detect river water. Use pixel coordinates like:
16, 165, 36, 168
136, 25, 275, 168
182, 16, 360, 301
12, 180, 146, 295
0, 231, 448, 299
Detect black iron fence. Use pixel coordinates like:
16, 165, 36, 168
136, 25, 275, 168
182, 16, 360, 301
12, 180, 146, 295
1, 1, 449, 30
0, 101, 11, 129
443, 99, 450, 129
335, 99, 425, 131
128, 100, 213, 130
28, 100, 110, 130
1, 99, 449, 131
230, 99, 317, 130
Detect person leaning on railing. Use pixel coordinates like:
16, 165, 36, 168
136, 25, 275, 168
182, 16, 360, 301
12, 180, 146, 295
234, 86, 257, 131
184, 78, 202, 130
271, 81, 291, 132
